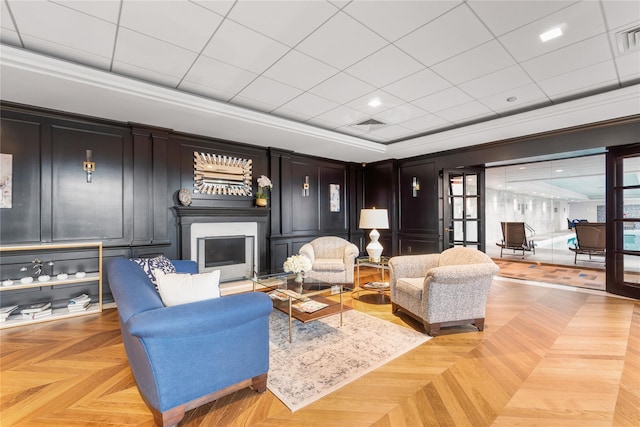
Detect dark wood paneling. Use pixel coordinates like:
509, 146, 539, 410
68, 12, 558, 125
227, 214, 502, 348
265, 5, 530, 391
291, 160, 319, 232
320, 165, 348, 232
131, 127, 152, 244
0, 117, 41, 243
51, 126, 126, 242
399, 161, 438, 233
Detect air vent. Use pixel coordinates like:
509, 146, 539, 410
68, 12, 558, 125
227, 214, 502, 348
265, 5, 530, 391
350, 118, 387, 131
616, 26, 640, 55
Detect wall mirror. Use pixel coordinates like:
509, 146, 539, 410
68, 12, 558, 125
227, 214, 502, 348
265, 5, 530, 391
193, 151, 252, 196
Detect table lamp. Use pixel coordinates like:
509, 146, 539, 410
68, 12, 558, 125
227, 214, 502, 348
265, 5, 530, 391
359, 208, 389, 262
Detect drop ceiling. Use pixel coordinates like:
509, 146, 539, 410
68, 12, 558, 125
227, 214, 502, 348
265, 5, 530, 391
1, 0, 639, 164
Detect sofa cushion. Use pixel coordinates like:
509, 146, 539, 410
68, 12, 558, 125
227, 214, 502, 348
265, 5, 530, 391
131, 255, 176, 288
312, 258, 346, 272
154, 269, 221, 307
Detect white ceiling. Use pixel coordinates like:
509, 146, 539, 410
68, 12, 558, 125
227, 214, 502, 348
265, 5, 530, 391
0, 0, 639, 165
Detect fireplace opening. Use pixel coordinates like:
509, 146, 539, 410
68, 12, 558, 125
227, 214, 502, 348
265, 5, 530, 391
197, 235, 254, 282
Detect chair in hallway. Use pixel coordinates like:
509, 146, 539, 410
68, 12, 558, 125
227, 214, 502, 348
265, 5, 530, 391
569, 222, 606, 264
496, 222, 535, 258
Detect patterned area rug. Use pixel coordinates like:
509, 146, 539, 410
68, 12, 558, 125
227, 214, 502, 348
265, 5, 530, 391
267, 309, 430, 412
493, 259, 605, 291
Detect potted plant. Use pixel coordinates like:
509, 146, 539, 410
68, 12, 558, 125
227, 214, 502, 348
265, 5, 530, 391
255, 175, 272, 207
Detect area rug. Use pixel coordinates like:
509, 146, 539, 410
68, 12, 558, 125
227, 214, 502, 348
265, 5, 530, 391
267, 309, 431, 412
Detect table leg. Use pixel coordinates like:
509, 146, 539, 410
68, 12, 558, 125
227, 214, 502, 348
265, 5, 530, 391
339, 285, 343, 327
288, 297, 292, 343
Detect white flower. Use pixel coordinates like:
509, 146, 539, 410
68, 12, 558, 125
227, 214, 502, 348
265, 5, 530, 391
283, 255, 312, 274
256, 175, 273, 198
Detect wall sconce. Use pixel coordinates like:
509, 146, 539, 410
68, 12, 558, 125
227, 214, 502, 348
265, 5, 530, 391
83, 150, 95, 183
302, 176, 309, 197
412, 176, 420, 197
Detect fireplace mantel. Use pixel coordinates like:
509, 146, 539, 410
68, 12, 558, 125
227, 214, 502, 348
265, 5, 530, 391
172, 206, 270, 274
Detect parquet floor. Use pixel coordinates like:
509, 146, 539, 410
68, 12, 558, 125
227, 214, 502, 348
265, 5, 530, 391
0, 268, 638, 426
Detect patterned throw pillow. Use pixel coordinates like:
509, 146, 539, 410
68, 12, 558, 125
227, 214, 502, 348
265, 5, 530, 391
130, 255, 176, 289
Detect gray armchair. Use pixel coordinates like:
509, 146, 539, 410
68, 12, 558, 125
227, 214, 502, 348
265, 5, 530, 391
389, 247, 499, 336
299, 236, 359, 284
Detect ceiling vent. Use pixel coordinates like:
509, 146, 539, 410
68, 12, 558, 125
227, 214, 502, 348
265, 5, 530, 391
616, 26, 640, 55
350, 118, 387, 132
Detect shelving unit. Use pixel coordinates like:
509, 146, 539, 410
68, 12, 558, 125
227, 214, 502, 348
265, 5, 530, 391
0, 241, 102, 329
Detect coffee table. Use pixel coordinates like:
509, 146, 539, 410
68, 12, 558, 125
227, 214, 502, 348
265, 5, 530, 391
251, 273, 351, 342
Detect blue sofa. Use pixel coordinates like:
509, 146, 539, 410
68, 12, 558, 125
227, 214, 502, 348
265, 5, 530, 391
107, 258, 272, 427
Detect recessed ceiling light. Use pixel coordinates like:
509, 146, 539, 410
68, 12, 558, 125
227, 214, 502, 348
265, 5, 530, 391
507, 96, 518, 102
519, 166, 526, 169
368, 98, 381, 107
540, 27, 563, 42
555, 169, 563, 172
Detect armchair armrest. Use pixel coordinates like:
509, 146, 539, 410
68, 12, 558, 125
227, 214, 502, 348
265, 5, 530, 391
299, 243, 315, 262
127, 292, 272, 338
343, 243, 359, 265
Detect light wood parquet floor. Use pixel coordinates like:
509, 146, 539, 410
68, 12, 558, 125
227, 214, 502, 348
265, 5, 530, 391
0, 268, 638, 426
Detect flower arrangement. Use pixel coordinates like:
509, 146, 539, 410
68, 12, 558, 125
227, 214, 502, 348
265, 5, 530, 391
283, 254, 311, 274
255, 175, 272, 199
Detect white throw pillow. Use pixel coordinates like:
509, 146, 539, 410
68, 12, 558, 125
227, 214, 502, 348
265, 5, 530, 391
154, 269, 221, 307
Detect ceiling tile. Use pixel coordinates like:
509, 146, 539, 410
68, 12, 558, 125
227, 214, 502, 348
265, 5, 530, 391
344, 0, 460, 41
2, 1, 17, 30
191, 0, 235, 17
227, 0, 338, 47
120, 0, 222, 52
412, 86, 474, 113
295, 11, 388, 70
383, 68, 452, 102
263, 50, 338, 91
178, 79, 237, 103
272, 92, 339, 122
8, 0, 116, 58
615, 50, 640, 82
431, 40, 516, 85
309, 105, 368, 128
112, 60, 182, 87
537, 60, 620, 100
601, 0, 640, 30
180, 54, 257, 100
435, 100, 496, 123
480, 83, 550, 113
200, 19, 289, 75
399, 113, 451, 132
499, 1, 607, 62
308, 72, 375, 104
374, 103, 429, 125
344, 44, 424, 88
0, 28, 21, 46
521, 34, 613, 81
467, 0, 575, 36
395, 4, 493, 66
233, 76, 302, 111
20, 34, 112, 70
52, 0, 121, 23
346, 91, 405, 115
113, 28, 198, 82
459, 65, 534, 99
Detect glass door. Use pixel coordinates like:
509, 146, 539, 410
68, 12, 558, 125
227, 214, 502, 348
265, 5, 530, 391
607, 145, 640, 299
442, 168, 485, 251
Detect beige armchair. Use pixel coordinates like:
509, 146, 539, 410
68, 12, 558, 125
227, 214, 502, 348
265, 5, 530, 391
299, 236, 359, 284
389, 247, 499, 336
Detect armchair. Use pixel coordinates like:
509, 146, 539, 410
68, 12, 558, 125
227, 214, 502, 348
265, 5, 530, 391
299, 236, 359, 284
107, 258, 272, 427
389, 247, 499, 336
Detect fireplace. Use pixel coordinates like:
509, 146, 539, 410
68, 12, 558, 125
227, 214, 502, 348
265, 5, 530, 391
197, 235, 254, 281
173, 206, 270, 281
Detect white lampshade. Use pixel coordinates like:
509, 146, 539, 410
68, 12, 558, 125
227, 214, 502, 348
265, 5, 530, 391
358, 208, 389, 230
359, 208, 389, 262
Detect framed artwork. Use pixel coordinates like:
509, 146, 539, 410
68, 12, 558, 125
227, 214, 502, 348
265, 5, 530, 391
193, 151, 252, 196
329, 184, 340, 212
0, 153, 12, 209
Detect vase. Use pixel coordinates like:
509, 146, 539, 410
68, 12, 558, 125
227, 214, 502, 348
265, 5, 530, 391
255, 197, 267, 207
294, 272, 303, 284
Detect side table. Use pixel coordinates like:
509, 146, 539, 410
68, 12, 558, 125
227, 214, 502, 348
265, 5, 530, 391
353, 256, 390, 302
